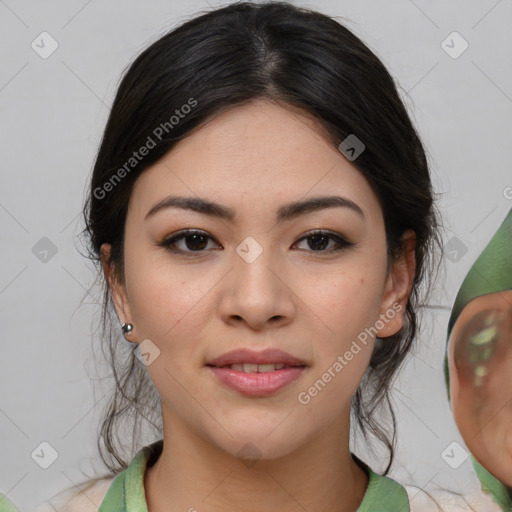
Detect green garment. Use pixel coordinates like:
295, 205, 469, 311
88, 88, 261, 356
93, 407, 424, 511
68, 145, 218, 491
470, 454, 512, 511
98, 439, 410, 511
444, 208, 512, 510
0, 493, 19, 512
447, 208, 512, 338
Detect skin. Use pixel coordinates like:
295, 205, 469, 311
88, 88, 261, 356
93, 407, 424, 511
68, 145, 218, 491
101, 98, 416, 512
448, 290, 512, 488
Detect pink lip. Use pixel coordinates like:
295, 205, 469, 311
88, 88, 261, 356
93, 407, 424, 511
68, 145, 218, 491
208, 366, 305, 397
206, 348, 307, 397
206, 348, 307, 367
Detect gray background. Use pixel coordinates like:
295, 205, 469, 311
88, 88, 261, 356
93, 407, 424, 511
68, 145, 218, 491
1, 0, 511, 510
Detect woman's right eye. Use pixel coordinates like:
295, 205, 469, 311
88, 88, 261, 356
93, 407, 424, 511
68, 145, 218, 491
157, 229, 221, 253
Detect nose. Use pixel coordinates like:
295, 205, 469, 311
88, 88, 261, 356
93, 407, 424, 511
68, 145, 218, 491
218, 244, 296, 331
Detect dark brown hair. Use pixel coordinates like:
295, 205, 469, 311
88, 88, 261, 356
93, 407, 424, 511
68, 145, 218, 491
81, 0, 442, 475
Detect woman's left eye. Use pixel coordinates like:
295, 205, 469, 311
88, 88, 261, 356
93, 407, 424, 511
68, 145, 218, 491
157, 229, 354, 254
293, 230, 355, 253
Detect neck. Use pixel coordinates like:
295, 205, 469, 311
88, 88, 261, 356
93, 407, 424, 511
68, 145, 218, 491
144, 407, 368, 512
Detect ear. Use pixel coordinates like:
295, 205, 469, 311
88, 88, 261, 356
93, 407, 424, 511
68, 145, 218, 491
376, 229, 416, 338
100, 243, 133, 327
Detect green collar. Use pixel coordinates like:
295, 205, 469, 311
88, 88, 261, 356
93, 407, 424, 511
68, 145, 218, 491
447, 208, 512, 337
470, 454, 512, 511
0, 494, 19, 512
99, 440, 409, 511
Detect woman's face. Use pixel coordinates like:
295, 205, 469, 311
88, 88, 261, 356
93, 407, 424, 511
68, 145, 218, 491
102, 99, 414, 461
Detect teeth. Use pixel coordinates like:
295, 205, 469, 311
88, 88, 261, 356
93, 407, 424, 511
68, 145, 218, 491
226, 363, 288, 372
258, 364, 277, 373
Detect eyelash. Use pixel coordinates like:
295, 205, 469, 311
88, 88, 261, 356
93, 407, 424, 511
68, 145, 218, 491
157, 229, 355, 255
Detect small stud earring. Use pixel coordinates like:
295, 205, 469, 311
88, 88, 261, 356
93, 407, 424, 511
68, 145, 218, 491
121, 323, 134, 336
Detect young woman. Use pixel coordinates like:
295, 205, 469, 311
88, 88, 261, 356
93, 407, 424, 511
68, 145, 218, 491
38, 1, 451, 510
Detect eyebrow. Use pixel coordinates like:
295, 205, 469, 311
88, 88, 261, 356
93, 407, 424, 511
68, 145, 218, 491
144, 194, 365, 223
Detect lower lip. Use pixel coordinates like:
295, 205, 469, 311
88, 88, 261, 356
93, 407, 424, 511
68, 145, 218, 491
207, 366, 306, 397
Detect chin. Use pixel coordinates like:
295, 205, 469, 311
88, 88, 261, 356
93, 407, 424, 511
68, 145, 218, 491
207, 423, 307, 463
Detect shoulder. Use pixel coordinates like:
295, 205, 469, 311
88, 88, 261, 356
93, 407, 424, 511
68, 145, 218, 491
35, 476, 116, 512
404, 484, 503, 512
35, 441, 163, 511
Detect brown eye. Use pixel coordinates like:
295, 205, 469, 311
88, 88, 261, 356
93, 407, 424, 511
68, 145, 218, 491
294, 230, 355, 253
158, 230, 220, 253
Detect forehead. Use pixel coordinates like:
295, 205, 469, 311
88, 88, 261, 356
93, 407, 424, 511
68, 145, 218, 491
164, 99, 341, 177
128, 99, 382, 222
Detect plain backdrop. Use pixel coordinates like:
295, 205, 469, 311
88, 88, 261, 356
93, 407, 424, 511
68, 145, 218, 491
0, 0, 511, 510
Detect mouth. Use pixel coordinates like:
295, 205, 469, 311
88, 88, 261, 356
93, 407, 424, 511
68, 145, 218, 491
208, 362, 305, 372
206, 348, 307, 397
206, 347, 307, 368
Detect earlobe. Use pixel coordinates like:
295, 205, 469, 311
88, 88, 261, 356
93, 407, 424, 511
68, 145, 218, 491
100, 243, 133, 327
377, 230, 416, 338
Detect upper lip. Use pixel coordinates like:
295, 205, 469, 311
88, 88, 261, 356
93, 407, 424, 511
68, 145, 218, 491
207, 348, 307, 367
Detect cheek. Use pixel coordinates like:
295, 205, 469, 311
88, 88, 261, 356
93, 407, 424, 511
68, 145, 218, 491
293, 264, 385, 403
123, 245, 215, 347
298, 261, 387, 341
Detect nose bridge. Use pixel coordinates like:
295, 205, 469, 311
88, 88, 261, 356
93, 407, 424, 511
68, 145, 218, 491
234, 234, 280, 296
220, 233, 294, 327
